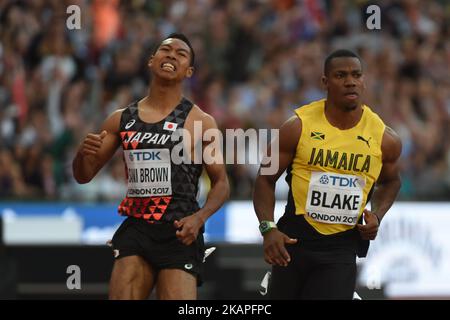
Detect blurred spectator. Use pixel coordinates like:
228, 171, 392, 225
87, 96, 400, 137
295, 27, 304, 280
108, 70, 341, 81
0, 0, 449, 202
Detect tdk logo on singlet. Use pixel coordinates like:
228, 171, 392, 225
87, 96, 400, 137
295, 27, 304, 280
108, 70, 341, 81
320, 175, 358, 188
128, 151, 161, 161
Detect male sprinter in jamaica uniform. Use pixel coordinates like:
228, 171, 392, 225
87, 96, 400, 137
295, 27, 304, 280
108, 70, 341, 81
73, 34, 229, 299
253, 50, 402, 299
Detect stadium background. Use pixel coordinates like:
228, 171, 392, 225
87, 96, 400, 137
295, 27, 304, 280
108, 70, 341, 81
0, 0, 449, 299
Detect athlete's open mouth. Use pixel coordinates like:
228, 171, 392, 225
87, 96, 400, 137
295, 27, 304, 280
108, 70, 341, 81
161, 62, 176, 71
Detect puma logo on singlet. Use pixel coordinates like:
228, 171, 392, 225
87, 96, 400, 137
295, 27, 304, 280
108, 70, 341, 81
357, 135, 371, 148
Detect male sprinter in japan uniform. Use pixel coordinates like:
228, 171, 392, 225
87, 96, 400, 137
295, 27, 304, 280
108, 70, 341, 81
73, 34, 229, 299
253, 50, 402, 299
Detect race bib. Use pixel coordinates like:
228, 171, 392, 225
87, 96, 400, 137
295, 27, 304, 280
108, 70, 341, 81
305, 172, 365, 226
124, 149, 172, 197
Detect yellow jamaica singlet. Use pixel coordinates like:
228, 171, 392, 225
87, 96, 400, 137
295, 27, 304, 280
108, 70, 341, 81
288, 99, 385, 235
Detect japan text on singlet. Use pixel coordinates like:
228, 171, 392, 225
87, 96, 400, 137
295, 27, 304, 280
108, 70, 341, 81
117, 98, 202, 223
285, 99, 386, 235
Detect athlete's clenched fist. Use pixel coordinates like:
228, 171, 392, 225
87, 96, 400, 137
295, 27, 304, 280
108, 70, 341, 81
79, 130, 108, 156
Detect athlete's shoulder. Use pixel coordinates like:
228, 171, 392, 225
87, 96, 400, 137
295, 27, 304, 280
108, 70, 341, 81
98, 108, 126, 135
363, 104, 386, 126
105, 107, 127, 123
294, 99, 325, 118
104, 102, 137, 131
111, 107, 127, 117
279, 115, 302, 150
283, 115, 302, 129
109, 99, 138, 118
382, 126, 402, 162
188, 104, 218, 129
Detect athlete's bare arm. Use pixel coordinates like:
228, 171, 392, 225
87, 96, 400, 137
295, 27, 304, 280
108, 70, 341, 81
174, 106, 230, 245
253, 116, 300, 266
357, 126, 402, 240
72, 110, 123, 184
197, 110, 230, 221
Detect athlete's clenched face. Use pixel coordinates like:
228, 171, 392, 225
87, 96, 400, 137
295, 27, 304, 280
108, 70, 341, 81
148, 38, 194, 82
322, 57, 365, 111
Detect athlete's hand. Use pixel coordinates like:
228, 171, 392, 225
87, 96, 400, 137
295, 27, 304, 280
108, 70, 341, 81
357, 209, 379, 240
174, 214, 204, 246
79, 130, 108, 157
263, 229, 297, 267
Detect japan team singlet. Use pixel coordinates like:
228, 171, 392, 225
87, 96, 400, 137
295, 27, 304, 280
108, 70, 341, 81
117, 98, 202, 223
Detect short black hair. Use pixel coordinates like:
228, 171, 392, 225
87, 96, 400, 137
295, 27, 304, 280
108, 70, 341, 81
155, 33, 195, 67
324, 49, 361, 75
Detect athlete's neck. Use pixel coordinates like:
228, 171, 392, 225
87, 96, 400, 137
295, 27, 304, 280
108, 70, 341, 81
324, 99, 363, 130
143, 82, 183, 112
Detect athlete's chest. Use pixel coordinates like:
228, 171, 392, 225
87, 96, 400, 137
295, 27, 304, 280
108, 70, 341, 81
119, 100, 191, 150
298, 127, 382, 174
120, 124, 177, 150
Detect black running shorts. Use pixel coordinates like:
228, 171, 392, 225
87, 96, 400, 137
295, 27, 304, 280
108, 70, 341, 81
269, 243, 357, 299
109, 216, 205, 286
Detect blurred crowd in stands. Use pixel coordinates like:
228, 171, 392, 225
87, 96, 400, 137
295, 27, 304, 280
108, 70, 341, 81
0, 0, 449, 202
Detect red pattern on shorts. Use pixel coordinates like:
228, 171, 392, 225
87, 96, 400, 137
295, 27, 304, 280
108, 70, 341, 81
118, 196, 172, 222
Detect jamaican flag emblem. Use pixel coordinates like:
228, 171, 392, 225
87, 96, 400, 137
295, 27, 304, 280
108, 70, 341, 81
310, 131, 325, 140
